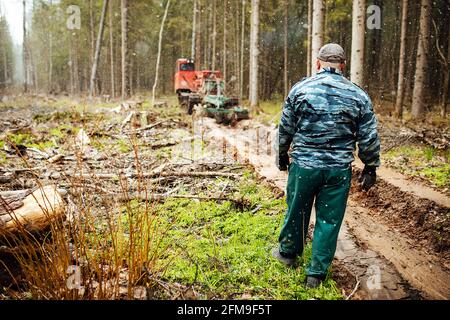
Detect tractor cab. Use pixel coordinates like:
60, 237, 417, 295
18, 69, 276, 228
173, 58, 249, 123
174, 58, 197, 93
177, 59, 195, 72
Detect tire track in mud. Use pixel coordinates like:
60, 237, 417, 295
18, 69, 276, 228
197, 117, 450, 300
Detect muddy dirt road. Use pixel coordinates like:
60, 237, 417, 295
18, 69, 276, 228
197, 116, 450, 300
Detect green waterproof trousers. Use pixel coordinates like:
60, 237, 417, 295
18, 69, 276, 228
278, 163, 352, 277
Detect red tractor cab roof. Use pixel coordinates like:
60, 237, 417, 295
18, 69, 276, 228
176, 58, 195, 71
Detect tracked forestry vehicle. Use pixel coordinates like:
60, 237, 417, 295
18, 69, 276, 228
174, 58, 249, 125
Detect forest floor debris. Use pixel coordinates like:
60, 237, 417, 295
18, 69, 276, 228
0, 96, 348, 300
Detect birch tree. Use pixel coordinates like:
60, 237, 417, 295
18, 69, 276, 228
48, 0, 53, 93
109, 0, 115, 99
89, 0, 109, 98
249, 0, 259, 108
311, 0, 324, 76
152, 0, 171, 106
23, 0, 27, 93
411, 0, 431, 118
395, 0, 408, 118
121, 0, 129, 100
89, 0, 95, 66
350, 0, 365, 86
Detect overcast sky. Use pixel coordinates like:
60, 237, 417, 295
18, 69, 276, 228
0, 0, 26, 45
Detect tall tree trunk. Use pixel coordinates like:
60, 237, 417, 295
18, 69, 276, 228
109, 0, 115, 99
89, 0, 109, 98
206, 4, 211, 68
307, 0, 312, 77
191, 0, 197, 59
395, 0, 408, 118
23, 0, 27, 93
249, 0, 259, 108
69, 41, 74, 95
74, 35, 80, 94
48, 0, 53, 93
30, 46, 37, 93
405, 1, 420, 103
283, 0, 288, 97
234, 1, 240, 94
351, 0, 366, 87
239, 0, 246, 102
152, 0, 171, 106
441, 12, 450, 118
195, 0, 201, 68
369, 0, 383, 86
121, 0, 129, 100
3, 48, 8, 83
411, 0, 431, 118
223, 0, 227, 91
89, 0, 95, 66
311, 0, 324, 76
212, 0, 217, 70
129, 56, 133, 95
48, 34, 53, 92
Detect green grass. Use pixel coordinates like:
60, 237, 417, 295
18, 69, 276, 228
0, 152, 7, 165
256, 100, 284, 125
0, 140, 5, 164
7, 132, 35, 145
420, 165, 450, 188
383, 145, 450, 189
5, 132, 56, 151
117, 138, 131, 153
48, 124, 78, 139
151, 172, 342, 300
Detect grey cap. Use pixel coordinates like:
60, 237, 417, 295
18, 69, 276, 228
317, 43, 346, 63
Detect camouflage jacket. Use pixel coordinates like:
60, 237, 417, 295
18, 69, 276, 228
277, 67, 381, 169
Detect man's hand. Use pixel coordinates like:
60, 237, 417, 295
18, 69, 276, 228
359, 166, 377, 191
276, 153, 290, 171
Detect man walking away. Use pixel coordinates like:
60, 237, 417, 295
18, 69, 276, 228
273, 43, 381, 289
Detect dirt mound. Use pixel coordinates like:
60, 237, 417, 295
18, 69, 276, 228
351, 168, 449, 261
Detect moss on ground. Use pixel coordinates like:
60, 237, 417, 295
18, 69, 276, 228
150, 172, 343, 300
383, 145, 449, 189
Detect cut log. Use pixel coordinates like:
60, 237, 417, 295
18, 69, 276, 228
48, 154, 64, 164
0, 185, 65, 234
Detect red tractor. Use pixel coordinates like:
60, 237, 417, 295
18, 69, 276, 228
174, 58, 223, 114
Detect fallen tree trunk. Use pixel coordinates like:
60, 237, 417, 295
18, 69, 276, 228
0, 185, 65, 234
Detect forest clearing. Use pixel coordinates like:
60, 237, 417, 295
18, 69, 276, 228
0, 0, 449, 304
